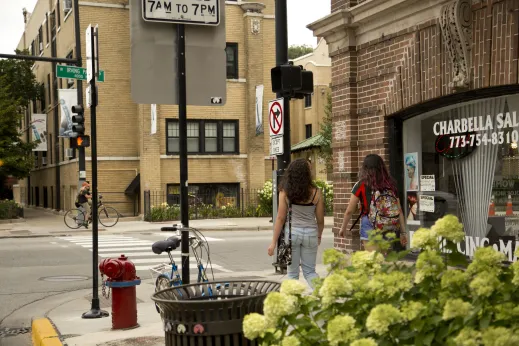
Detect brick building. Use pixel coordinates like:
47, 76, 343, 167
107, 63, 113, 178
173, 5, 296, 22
15, 0, 277, 216
309, 0, 519, 259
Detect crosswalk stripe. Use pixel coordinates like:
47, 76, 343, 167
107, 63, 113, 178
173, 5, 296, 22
80, 242, 153, 248
152, 233, 224, 242
91, 251, 177, 258
58, 237, 135, 241
98, 246, 151, 252
125, 258, 198, 264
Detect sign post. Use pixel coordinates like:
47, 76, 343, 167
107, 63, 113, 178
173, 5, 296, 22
82, 24, 108, 320
132, 0, 225, 285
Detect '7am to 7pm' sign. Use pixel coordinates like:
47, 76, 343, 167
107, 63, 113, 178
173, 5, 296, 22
56, 65, 105, 82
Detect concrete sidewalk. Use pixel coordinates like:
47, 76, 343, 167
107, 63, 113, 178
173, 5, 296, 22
0, 208, 334, 238
26, 266, 328, 346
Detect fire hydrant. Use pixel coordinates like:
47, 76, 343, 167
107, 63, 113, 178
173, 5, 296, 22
99, 255, 141, 329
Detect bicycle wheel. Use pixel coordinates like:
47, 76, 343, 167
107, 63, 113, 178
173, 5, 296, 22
98, 206, 119, 227
155, 274, 171, 314
64, 209, 86, 229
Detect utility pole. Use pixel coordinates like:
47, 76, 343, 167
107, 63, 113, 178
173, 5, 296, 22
275, 0, 291, 172
177, 24, 190, 284
73, 0, 86, 189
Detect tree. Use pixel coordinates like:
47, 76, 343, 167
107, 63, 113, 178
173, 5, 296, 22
288, 45, 314, 60
0, 50, 41, 179
317, 92, 332, 173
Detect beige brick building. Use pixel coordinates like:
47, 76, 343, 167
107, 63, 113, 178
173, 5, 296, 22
289, 39, 332, 181
15, 0, 278, 216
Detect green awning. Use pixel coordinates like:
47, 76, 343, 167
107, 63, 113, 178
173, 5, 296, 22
291, 134, 323, 153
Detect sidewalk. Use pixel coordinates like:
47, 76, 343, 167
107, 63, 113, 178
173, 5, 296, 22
25, 266, 328, 346
0, 208, 334, 238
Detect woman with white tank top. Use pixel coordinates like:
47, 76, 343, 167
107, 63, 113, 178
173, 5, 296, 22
267, 159, 325, 288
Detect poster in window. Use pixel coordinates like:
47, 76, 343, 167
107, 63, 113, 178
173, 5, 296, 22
405, 152, 419, 191
420, 175, 436, 191
407, 192, 420, 225
420, 195, 435, 213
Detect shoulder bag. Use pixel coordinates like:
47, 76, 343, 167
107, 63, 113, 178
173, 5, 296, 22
277, 200, 292, 267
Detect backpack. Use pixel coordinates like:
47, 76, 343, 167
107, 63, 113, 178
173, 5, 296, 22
367, 189, 401, 233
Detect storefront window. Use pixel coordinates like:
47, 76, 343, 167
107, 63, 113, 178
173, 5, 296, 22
403, 94, 519, 262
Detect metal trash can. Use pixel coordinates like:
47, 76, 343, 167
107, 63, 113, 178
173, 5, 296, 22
152, 280, 281, 346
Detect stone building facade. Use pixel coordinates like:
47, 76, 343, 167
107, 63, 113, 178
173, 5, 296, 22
16, 0, 277, 215
310, 0, 519, 256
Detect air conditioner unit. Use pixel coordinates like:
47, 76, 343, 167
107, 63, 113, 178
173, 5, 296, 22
63, 0, 72, 12
66, 148, 74, 158
67, 78, 74, 86
42, 157, 47, 165
39, 42, 43, 52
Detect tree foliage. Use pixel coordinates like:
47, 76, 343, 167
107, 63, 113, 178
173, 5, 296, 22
0, 50, 42, 179
288, 45, 314, 60
317, 92, 333, 173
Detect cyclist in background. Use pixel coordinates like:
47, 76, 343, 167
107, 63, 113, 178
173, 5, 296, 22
76, 181, 92, 227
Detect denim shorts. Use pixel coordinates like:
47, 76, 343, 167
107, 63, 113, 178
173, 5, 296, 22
359, 215, 374, 241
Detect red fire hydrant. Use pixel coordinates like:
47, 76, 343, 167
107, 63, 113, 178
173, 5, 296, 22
99, 255, 141, 330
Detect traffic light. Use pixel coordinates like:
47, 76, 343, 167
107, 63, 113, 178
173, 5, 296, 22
293, 70, 314, 99
271, 64, 303, 95
76, 135, 90, 147
71, 105, 85, 137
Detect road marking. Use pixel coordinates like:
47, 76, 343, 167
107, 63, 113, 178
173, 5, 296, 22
152, 233, 224, 242
50, 242, 57, 245
57, 235, 232, 273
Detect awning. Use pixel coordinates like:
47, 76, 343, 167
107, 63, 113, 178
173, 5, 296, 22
125, 174, 140, 195
291, 134, 323, 153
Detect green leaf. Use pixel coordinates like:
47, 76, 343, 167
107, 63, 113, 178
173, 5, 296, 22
427, 315, 443, 326
423, 332, 435, 346
435, 325, 449, 342
446, 252, 469, 267
399, 330, 417, 340
479, 313, 492, 329
385, 251, 400, 262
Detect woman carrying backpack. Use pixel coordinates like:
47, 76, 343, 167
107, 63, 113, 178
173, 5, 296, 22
267, 158, 325, 288
339, 154, 407, 251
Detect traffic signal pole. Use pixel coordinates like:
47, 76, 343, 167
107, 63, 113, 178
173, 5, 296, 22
275, 0, 291, 273
177, 24, 190, 284
73, 0, 86, 191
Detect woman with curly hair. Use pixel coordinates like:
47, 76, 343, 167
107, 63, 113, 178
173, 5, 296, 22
267, 158, 325, 288
339, 154, 407, 251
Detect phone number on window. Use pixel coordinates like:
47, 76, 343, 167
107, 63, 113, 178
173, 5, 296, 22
448, 131, 519, 148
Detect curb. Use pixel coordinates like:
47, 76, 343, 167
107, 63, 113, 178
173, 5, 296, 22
31, 318, 63, 346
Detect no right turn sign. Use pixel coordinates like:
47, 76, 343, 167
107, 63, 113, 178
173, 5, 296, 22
269, 98, 284, 137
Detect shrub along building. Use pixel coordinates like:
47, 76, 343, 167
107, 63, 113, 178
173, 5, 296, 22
15, 0, 280, 216
309, 0, 519, 261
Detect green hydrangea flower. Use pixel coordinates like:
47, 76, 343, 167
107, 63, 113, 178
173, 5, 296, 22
453, 328, 482, 346
442, 299, 472, 320
327, 315, 359, 346
242, 313, 267, 340
319, 273, 353, 306
411, 227, 438, 249
323, 248, 347, 268
493, 303, 519, 321
281, 335, 300, 346
351, 251, 384, 274
401, 301, 426, 321
350, 338, 378, 346
469, 271, 501, 298
280, 280, 307, 296
366, 272, 413, 298
467, 247, 506, 275
511, 261, 519, 286
481, 327, 519, 346
441, 269, 468, 290
263, 292, 298, 327
431, 215, 465, 243
415, 250, 445, 283
366, 304, 403, 335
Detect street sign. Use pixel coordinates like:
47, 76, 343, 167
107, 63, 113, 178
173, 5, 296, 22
86, 25, 99, 83
130, 0, 226, 106
142, 0, 220, 26
269, 98, 284, 137
270, 135, 284, 156
56, 66, 105, 82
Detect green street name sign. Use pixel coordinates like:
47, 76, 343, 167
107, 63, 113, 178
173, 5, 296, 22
56, 65, 105, 82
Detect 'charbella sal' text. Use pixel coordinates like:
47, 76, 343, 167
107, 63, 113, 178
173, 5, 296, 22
433, 112, 519, 136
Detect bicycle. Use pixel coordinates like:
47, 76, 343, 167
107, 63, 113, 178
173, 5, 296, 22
150, 224, 228, 315
64, 194, 120, 229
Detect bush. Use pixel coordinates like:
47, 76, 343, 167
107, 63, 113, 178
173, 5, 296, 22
314, 179, 333, 214
146, 203, 180, 222
257, 180, 273, 216
244, 215, 519, 346
0, 200, 22, 219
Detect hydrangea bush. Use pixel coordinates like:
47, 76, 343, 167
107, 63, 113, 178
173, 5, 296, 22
243, 215, 519, 346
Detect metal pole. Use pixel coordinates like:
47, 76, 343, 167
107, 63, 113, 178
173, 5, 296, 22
178, 24, 190, 284
274, 0, 290, 273
73, 0, 86, 191
82, 26, 108, 319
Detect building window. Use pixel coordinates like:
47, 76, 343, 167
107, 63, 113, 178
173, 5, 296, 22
40, 84, 46, 112
166, 183, 240, 207
47, 74, 51, 106
56, 1, 61, 27
166, 120, 239, 155
305, 124, 312, 139
38, 26, 43, 54
66, 51, 74, 88
205, 122, 218, 153
305, 94, 312, 108
30, 41, 35, 56
226, 43, 238, 79
45, 13, 49, 43
50, 11, 56, 38
63, 0, 72, 15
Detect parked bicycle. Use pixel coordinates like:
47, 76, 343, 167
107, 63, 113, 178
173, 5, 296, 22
150, 224, 228, 315
64, 194, 120, 229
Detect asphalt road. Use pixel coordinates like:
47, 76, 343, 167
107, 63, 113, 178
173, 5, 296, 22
0, 229, 333, 346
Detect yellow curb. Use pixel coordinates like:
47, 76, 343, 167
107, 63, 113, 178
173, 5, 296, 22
32, 318, 63, 346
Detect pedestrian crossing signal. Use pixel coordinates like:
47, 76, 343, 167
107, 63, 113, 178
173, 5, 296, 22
76, 135, 90, 148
